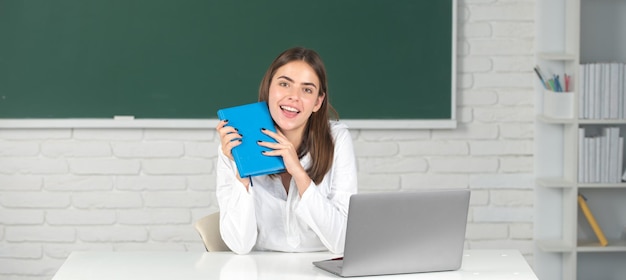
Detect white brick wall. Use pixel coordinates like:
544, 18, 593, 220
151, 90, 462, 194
0, 1, 536, 278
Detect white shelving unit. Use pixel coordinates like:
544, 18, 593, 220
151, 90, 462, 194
534, 0, 626, 280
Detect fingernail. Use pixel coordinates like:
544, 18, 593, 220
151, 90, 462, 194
261, 128, 267, 131
223, 119, 229, 122
257, 140, 262, 143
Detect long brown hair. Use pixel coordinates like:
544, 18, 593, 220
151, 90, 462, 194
258, 47, 338, 184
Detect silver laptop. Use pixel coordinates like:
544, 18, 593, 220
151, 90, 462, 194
313, 189, 470, 277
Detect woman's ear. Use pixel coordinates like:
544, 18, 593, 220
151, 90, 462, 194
312, 92, 325, 113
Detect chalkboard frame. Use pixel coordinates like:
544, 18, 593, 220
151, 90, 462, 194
0, 0, 457, 129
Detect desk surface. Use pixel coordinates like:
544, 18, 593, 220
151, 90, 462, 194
52, 249, 537, 280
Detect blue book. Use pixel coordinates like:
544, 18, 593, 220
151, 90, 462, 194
217, 101, 286, 178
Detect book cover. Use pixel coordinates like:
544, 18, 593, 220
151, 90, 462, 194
584, 136, 590, 183
578, 194, 608, 246
579, 64, 586, 118
617, 137, 626, 182
609, 63, 619, 119
620, 64, 626, 119
578, 127, 585, 183
602, 63, 609, 118
217, 101, 286, 178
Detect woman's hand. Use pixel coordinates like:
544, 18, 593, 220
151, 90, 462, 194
258, 128, 312, 196
216, 120, 241, 161
216, 120, 250, 188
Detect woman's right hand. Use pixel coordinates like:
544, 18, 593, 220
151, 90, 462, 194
216, 119, 251, 188
216, 119, 242, 161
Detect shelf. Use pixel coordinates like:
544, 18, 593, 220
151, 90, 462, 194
537, 240, 573, 252
578, 183, 626, 189
536, 115, 626, 125
578, 119, 626, 125
577, 240, 626, 252
535, 0, 626, 279
536, 177, 576, 188
536, 115, 576, 124
540, 240, 626, 253
538, 52, 577, 61
536, 178, 626, 189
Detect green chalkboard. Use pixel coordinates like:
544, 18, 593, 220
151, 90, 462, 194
0, 0, 454, 120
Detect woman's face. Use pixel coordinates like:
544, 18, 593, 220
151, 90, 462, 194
268, 60, 324, 135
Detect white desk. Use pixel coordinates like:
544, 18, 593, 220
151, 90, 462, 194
52, 250, 537, 280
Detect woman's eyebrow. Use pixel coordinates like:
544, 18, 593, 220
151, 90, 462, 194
276, 75, 294, 82
302, 82, 318, 89
276, 75, 318, 89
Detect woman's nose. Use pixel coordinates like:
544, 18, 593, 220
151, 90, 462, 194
285, 88, 299, 99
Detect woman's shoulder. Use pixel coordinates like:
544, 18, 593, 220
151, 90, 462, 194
329, 120, 351, 139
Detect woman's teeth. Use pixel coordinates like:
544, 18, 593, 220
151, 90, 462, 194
281, 106, 299, 113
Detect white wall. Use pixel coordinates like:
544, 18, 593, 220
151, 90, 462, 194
0, 0, 536, 278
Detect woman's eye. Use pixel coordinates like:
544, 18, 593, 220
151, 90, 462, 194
303, 88, 313, 94
279, 82, 288, 87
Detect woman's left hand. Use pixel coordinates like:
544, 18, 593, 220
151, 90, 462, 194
257, 128, 304, 175
258, 128, 311, 194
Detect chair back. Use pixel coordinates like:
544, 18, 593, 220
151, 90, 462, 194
194, 212, 230, 252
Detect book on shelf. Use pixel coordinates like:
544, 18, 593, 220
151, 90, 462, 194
579, 64, 585, 119
608, 64, 616, 118
603, 127, 610, 182
578, 194, 608, 247
578, 126, 624, 183
620, 137, 625, 182
593, 137, 602, 182
600, 64, 607, 119
578, 128, 585, 183
578, 62, 626, 120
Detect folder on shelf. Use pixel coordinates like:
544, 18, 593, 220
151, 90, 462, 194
217, 101, 286, 178
577, 194, 608, 246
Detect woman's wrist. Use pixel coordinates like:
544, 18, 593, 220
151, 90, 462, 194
236, 174, 251, 191
232, 164, 251, 191
292, 169, 312, 196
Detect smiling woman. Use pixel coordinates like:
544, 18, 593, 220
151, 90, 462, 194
214, 47, 358, 255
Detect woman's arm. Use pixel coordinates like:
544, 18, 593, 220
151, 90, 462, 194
295, 124, 358, 254
215, 146, 258, 254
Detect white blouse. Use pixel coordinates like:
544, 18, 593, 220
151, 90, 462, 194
216, 121, 358, 255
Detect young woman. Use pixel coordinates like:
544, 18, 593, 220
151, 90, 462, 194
215, 47, 358, 254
